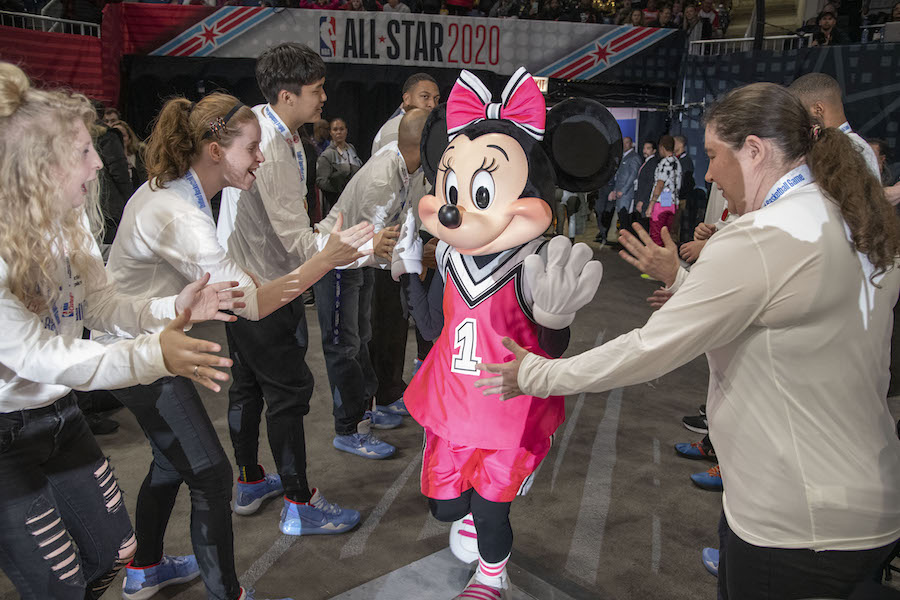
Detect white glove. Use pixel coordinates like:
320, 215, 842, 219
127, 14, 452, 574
524, 236, 603, 330
391, 209, 423, 281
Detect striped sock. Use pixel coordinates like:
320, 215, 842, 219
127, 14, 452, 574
474, 553, 509, 589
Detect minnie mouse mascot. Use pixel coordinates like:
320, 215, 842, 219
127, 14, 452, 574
393, 67, 622, 599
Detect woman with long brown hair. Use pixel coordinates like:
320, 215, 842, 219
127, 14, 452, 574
478, 82, 900, 599
105, 92, 373, 600
0, 63, 240, 600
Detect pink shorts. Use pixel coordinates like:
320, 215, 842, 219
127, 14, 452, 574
420, 430, 551, 503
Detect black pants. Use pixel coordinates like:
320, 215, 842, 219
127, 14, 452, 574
0, 393, 134, 599
225, 298, 314, 497
717, 512, 898, 600
113, 378, 240, 600
369, 268, 408, 403
429, 489, 513, 563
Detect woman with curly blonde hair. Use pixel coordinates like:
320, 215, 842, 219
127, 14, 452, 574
0, 62, 242, 600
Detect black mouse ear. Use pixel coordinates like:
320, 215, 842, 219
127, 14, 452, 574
421, 103, 449, 187
544, 98, 623, 192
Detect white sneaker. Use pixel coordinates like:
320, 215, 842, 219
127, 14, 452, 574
449, 513, 479, 564
453, 572, 510, 600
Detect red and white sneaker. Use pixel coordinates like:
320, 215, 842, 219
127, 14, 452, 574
449, 514, 479, 564
453, 573, 510, 600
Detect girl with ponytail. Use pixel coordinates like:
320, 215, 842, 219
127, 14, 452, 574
0, 63, 241, 600
104, 91, 374, 600
480, 81, 900, 600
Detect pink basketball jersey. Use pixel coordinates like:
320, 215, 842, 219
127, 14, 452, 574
405, 239, 565, 450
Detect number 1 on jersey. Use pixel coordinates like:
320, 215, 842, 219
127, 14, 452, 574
451, 318, 482, 375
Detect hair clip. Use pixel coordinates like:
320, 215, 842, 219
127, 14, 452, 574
810, 124, 821, 141
201, 102, 244, 141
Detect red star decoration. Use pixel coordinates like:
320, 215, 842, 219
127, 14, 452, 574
199, 24, 219, 47
590, 42, 611, 65
378, 35, 386, 43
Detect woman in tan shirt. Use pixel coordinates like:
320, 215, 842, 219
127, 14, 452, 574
477, 82, 900, 600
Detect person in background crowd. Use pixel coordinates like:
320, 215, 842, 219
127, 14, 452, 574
614, 0, 633, 24
674, 135, 697, 242
642, 0, 659, 24
637, 134, 682, 247
102, 106, 121, 127
650, 5, 677, 27
313, 118, 331, 155
92, 108, 133, 247
382, 0, 411, 12
683, 4, 712, 40
869, 138, 896, 187
628, 6, 644, 25
672, 0, 683, 25
477, 81, 900, 600
788, 72, 880, 178
635, 140, 661, 232
370, 72, 439, 418
541, 0, 566, 20
112, 119, 148, 191
0, 61, 239, 600
698, 0, 722, 36
317, 117, 363, 215
812, 10, 851, 45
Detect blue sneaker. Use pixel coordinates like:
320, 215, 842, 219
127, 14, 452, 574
382, 397, 410, 417
702, 547, 719, 577
122, 555, 200, 600
366, 407, 403, 429
333, 420, 396, 459
674, 441, 716, 461
690, 465, 723, 491
279, 488, 361, 535
238, 587, 293, 600
234, 471, 283, 515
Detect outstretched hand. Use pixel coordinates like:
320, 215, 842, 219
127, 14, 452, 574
617, 224, 679, 288
474, 337, 532, 401
159, 309, 233, 392
322, 212, 375, 268
175, 273, 245, 323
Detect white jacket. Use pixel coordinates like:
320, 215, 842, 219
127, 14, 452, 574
106, 172, 260, 322
519, 180, 900, 551
0, 240, 173, 412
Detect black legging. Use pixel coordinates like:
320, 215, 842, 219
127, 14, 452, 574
113, 377, 240, 600
429, 489, 513, 563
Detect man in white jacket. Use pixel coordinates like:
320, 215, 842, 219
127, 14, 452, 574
216, 42, 362, 537
314, 108, 429, 460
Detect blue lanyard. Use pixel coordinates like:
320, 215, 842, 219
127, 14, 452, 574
839, 122, 852, 134
183, 169, 211, 217
762, 164, 814, 208
264, 105, 305, 182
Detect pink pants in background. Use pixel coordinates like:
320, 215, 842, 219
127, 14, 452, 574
650, 203, 676, 246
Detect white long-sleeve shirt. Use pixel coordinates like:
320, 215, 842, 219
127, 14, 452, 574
106, 171, 260, 322
0, 240, 174, 412
218, 104, 327, 283
519, 178, 900, 551
841, 122, 880, 179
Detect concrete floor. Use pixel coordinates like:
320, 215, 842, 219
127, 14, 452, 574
2, 224, 899, 600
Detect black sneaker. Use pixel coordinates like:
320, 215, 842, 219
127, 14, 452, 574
698, 404, 706, 416
86, 414, 119, 436
682, 414, 708, 434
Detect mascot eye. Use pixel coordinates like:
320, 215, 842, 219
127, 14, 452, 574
471, 170, 495, 210
444, 169, 459, 206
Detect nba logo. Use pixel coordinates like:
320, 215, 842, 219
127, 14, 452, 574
319, 16, 336, 58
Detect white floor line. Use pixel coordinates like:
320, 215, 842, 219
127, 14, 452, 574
239, 534, 298, 591
564, 386, 622, 585
651, 514, 661, 574
550, 329, 606, 492
340, 454, 422, 559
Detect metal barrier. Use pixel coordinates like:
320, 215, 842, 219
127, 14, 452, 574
0, 9, 100, 37
689, 34, 811, 55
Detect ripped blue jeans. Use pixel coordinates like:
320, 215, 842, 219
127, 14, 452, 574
0, 392, 135, 599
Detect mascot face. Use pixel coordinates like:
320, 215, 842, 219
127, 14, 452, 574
419, 132, 551, 255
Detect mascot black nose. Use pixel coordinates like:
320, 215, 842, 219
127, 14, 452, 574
438, 204, 462, 229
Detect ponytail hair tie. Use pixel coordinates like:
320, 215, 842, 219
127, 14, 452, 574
810, 124, 821, 142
